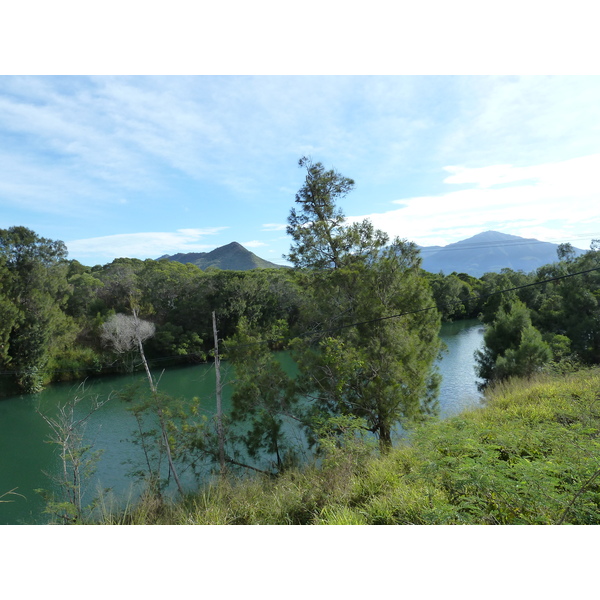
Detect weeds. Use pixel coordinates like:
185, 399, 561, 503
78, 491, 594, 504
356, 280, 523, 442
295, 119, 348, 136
0, 488, 26, 504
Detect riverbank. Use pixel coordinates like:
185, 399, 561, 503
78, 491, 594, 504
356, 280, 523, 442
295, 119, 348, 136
95, 366, 600, 524
0, 320, 484, 525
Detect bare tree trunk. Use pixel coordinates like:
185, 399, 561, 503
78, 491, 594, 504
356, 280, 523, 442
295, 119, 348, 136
136, 333, 185, 496
213, 311, 226, 474
102, 308, 185, 496
137, 337, 156, 393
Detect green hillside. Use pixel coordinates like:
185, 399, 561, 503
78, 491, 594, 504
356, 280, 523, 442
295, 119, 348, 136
161, 242, 286, 271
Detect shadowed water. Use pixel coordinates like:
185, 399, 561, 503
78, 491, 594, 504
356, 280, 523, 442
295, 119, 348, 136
437, 319, 485, 418
0, 320, 483, 524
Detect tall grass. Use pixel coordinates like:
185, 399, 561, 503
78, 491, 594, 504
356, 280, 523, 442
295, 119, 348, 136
93, 368, 600, 525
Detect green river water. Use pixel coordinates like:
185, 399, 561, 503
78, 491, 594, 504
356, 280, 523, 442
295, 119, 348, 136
0, 319, 484, 524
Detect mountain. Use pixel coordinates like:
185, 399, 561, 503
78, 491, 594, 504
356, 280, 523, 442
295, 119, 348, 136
419, 231, 585, 277
160, 242, 286, 271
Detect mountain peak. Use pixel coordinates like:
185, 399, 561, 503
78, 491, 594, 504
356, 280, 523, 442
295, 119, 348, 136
447, 230, 531, 246
161, 242, 285, 271
420, 231, 584, 276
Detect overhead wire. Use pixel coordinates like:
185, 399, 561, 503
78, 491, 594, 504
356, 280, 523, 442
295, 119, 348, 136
2, 263, 599, 379
220, 264, 600, 350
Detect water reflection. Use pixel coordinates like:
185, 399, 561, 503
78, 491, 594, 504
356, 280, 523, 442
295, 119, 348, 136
437, 319, 485, 418
1, 319, 485, 524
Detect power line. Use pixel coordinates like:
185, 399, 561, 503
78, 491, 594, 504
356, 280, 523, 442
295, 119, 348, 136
221, 264, 600, 350
2, 265, 599, 378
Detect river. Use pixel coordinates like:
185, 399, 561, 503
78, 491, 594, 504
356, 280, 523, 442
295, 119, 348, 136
0, 319, 484, 524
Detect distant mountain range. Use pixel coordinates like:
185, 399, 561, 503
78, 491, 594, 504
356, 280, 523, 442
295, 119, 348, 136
419, 230, 585, 277
159, 231, 585, 277
160, 241, 285, 271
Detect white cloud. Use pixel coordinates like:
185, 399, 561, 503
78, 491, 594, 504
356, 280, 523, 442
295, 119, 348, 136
176, 228, 223, 237
261, 223, 287, 231
0, 148, 112, 216
442, 164, 533, 188
3, 76, 600, 262
67, 227, 228, 260
436, 77, 600, 167
242, 240, 267, 248
349, 154, 600, 249
442, 154, 600, 192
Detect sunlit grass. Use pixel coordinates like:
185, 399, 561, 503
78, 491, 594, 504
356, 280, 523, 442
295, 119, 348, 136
92, 367, 600, 525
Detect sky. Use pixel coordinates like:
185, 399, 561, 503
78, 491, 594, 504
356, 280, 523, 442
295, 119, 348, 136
3, 0, 598, 586
1, 74, 599, 267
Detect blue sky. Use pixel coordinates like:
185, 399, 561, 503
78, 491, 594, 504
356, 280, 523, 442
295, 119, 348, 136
2, 75, 599, 266
3, 0, 598, 581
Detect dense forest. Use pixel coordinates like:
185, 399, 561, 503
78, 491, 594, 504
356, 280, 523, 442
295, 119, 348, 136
2, 158, 600, 522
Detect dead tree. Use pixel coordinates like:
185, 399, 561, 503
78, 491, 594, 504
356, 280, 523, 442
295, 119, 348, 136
101, 310, 185, 496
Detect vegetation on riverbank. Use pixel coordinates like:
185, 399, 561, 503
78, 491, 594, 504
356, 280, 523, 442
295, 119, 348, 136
94, 367, 600, 525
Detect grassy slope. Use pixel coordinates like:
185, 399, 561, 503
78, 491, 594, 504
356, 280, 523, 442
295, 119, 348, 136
99, 368, 600, 525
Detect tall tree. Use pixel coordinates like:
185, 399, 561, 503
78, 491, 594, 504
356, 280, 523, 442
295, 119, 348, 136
286, 157, 356, 270
0, 227, 76, 393
286, 158, 441, 451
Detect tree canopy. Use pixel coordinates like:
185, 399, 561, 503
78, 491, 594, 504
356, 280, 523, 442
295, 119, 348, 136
0, 226, 75, 392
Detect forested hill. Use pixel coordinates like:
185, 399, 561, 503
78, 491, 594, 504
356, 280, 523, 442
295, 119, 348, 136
160, 242, 286, 271
419, 230, 585, 276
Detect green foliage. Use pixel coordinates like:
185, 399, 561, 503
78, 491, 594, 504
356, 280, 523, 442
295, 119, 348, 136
227, 317, 301, 473
44, 347, 102, 382
0, 226, 77, 392
286, 156, 357, 270
476, 299, 552, 387
493, 325, 552, 380
409, 371, 600, 524
67, 269, 105, 320
475, 243, 600, 388
286, 158, 442, 451
428, 272, 481, 321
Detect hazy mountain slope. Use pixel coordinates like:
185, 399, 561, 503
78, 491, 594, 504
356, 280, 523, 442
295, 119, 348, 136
419, 231, 585, 276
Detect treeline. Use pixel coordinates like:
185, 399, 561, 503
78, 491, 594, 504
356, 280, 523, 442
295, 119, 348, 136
0, 231, 304, 394
423, 241, 600, 388
472, 243, 600, 387
2, 228, 600, 402
2, 232, 600, 404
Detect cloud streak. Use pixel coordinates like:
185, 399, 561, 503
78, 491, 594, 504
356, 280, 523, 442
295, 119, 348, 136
261, 223, 287, 232
67, 227, 228, 262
